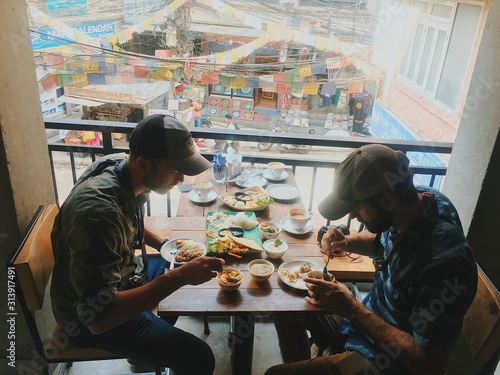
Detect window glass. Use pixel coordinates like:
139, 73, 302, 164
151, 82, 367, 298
426, 29, 447, 92
417, 25, 436, 86
431, 4, 453, 19
436, 4, 481, 109
407, 23, 424, 80
412, 0, 430, 13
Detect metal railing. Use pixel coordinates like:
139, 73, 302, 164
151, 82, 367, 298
45, 118, 452, 218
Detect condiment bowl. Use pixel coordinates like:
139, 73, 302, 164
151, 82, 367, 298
263, 239, 288, 259
217, 268, 244, 291
247, 259, 275, 282
258, 221, 282, 240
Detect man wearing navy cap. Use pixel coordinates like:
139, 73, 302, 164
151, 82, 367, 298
51, 115, 224, 374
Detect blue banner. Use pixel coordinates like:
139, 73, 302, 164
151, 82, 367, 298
47, 0, 87, 17
369, 102, 445, 187
32, 21, 116, 50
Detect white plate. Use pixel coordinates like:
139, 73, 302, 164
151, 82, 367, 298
265, 184, 300, 201
234, 175, 268, 188
188, 190, 217, 203
262, 169, 288, 181
160, 237, 207, 265
280, 217, 313, 234
278, 259, 324, 291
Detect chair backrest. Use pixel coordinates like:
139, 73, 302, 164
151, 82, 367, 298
7, 204, 59, 357
462, 266, 500, 362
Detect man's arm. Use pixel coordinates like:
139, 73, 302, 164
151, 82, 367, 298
347, 299, 451, 375
87, 256, 224, 335
305, 280, 451, 375
144, 226, 165, 251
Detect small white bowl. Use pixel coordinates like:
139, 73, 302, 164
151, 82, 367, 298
217, 268, 244, 291
247, 259, 275, 282
258, 221, 282, 240
263, 239, 288, 259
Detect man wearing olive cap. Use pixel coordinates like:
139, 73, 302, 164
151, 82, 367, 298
267, 144, 477, 375
51, 115, 224, 374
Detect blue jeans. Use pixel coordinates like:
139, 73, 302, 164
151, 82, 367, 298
194, 117, 201, 127
72, 255, 215, 375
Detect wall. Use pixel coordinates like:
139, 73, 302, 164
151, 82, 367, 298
0, 1, 55, 373
443, 0, 500, 288
388, 80, 459, 142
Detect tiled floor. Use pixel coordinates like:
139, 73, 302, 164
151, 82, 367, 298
59, 315, 282, 375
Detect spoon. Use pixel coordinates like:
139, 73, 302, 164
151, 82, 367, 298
169, 245, 179, 271
323, 256, 331, 281
322, 225, 350, 281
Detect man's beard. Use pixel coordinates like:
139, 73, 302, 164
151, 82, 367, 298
361, 206, 393, 233
143, 174, 175, 195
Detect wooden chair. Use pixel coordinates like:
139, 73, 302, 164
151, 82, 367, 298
7, 204, 163, 375
449, 266, 500, 374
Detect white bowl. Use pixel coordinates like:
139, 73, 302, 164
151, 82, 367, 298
263, 239, 288, 259
217, 268, 244, 291
247, 259, 275, 282
258, 221, 282, 240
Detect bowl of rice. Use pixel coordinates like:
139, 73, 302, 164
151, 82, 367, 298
160, 237, 207, 265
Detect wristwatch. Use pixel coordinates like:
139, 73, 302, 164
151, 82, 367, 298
157, 238, 169, 252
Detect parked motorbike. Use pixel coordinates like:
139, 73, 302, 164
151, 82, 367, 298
258, 126, 314, 154
201, 115, 213, 128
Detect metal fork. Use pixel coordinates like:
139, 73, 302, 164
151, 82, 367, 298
240, 171, 263, 184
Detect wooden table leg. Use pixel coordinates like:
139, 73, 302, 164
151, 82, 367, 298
231, 313, 255, 375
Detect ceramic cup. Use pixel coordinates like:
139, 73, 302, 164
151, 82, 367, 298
288, 208, 312, 230
193, 180, 213, 200
267, 162, 285, 179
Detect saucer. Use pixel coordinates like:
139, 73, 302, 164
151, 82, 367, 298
188, 190, 217, 204
280, 217, 313, 235
262, 169, 288, 181
265, 184, 300, 201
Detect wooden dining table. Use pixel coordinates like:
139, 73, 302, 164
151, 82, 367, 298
147, 168, 374, 375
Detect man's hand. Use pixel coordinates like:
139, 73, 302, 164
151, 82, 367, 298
321, 226, 349, 257
176, 257, 224, 285
304, 277, 360, 317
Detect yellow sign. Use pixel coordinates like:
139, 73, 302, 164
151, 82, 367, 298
66, 87, 136, 102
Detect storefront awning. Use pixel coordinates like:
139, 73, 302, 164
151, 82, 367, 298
57, 95, 106, 107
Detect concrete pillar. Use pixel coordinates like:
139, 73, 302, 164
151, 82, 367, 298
442, 1, 500, 288
0, 1, 55, 373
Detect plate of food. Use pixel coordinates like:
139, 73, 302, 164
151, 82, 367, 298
219, 186, 274, 211
278, 259, 324, 291
160, 237, 207, 265
207, 235, 263, 258
206, 212, 262, 258
206, 211, 260, 243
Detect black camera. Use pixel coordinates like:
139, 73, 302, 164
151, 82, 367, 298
317, 224, 350, 246
122, 270, 149, 290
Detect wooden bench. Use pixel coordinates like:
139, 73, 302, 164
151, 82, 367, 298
7, 204, 163, 375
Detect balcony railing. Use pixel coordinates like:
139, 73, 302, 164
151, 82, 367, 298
45, 118, 452, 221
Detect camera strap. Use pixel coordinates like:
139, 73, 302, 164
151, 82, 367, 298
113, 161, 148, 274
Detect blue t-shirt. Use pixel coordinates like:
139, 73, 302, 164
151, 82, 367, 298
342, 187, 477, 374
